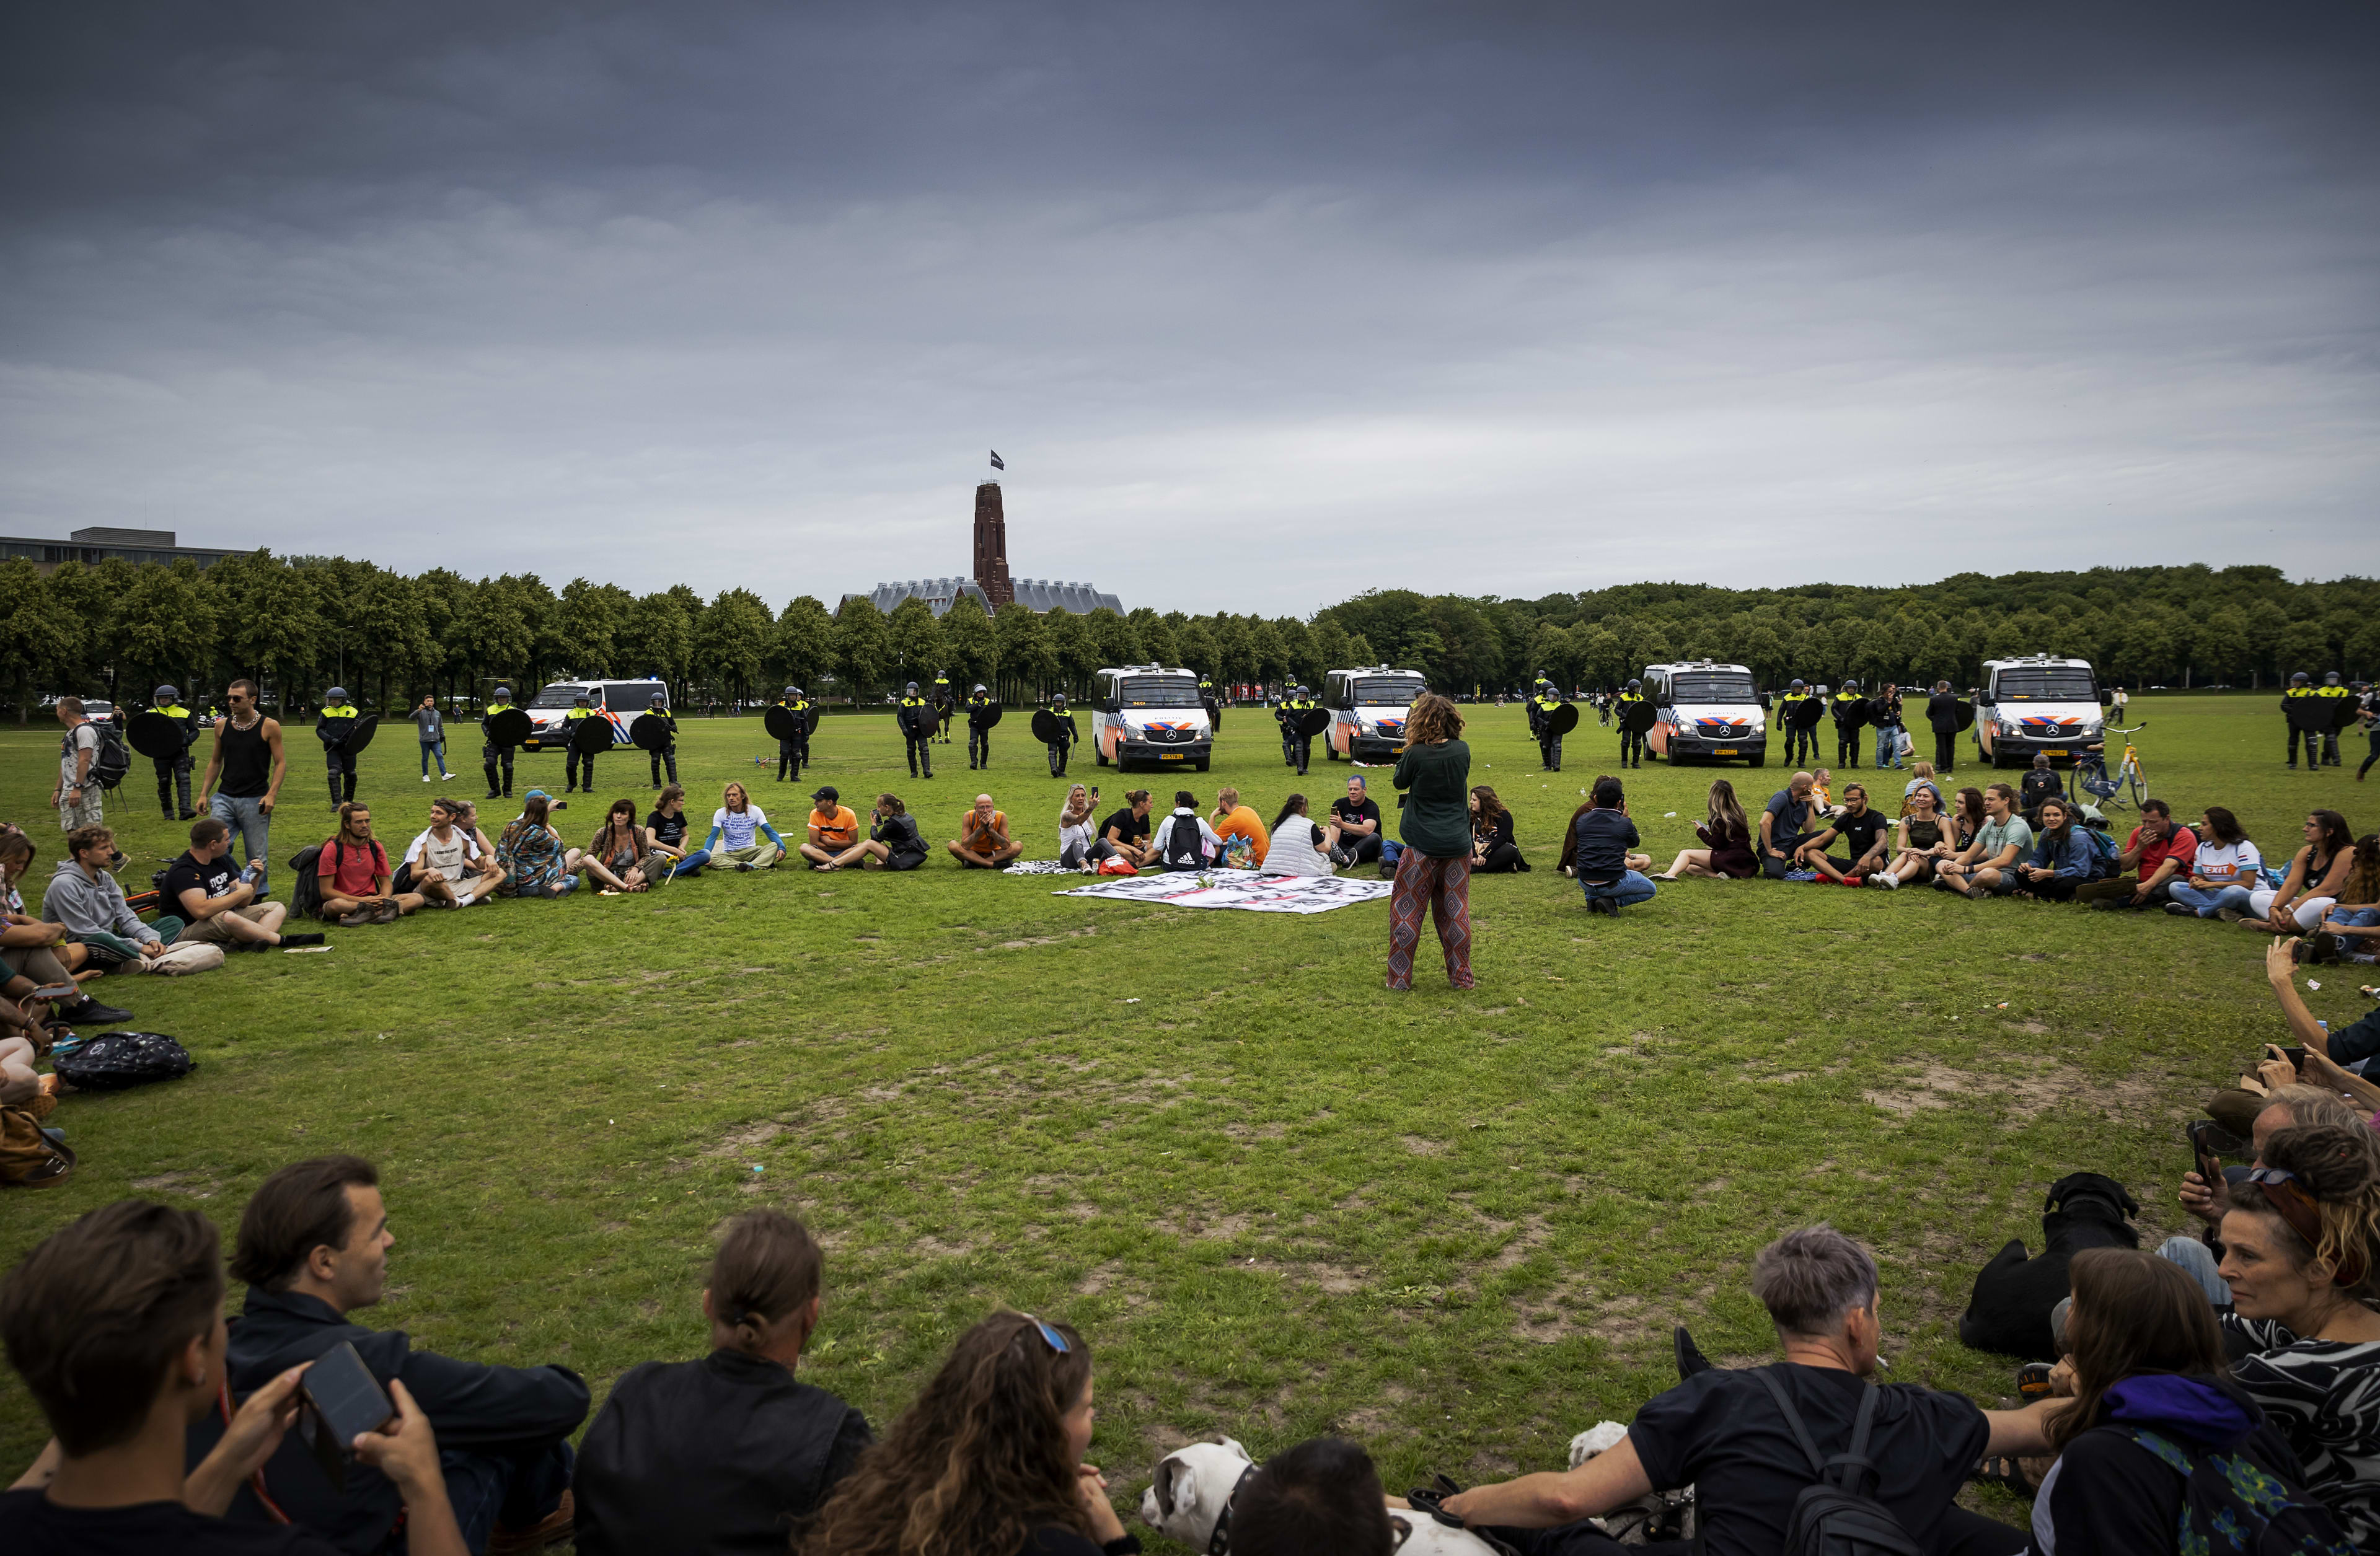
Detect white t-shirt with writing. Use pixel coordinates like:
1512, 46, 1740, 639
405, 826, 480, 882
2192, 838, 2263, 886
713, 806, 768, 852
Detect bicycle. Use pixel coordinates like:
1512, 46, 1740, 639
2071, 721, 2147, 811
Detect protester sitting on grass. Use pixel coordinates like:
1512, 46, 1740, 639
1209, 787, 1269, 869
1469, 786, 1526, 874
165, 817, 320, 949
1797, 783, 1890, 886
2069, 796, 2199, 912
1100, 791, 1154, 868
1809, 767, 1835, 815
853, 794, 929, 871
2301, 835, 2380, 965
1754, 771, 1822, 881
1261, 794, 1333, 877
705, 782, 787, 873
1652, 779, 1755, 882
1950, 785, 1986, 851
1439, 1224, 2058, 1554
1871, 780, 1956, 890
317, 804, 426, 925
41, 825, 173, 968
1326, 776, 1383, 869
2179, 1068, 2363, 1236
1898, 760, 1944, 816
0, 1198, 470, 1556
571, 1210, 871, 1556
2010, 796, 2093, 903
1151, 791, 1220, 873
645, 785, 710, 878
1934, 783, 2032, 898
799, 1311, 1130, 1556
2017, 752, 2061, 825
798, 786, 863, 871
2244, 810, 2355, 933
950, 794, 1025, 869
2027, 1246, 2343, 1554
0, 853, 130, 1027
189, 1155, 588, 1554
399, 799, 499, 908
2213, 1122, 2380, 1547
579, 799, 668, 893
1572, 776, 1655, 916
1232, 1438, 1396, 1556
2166, 805, 2264, 920
496, 791, 580, 899
1059, 786, 1112, 872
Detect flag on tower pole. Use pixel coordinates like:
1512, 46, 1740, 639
989, 450, 1005, 470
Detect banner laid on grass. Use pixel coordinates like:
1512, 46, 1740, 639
1054, 873, 1394, 913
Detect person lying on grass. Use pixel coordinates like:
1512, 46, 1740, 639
949, 794, 1023, 869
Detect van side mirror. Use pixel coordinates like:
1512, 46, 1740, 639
2098, 689, 2113, 707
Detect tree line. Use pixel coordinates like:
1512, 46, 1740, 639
1, 554, 2369, 723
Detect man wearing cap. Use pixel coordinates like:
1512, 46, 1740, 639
898, 681, 935, 780
146, 683, 201, 820
2317, 670, 2354, 767
563, 690, 601, 793
966, 683, 998, 771
482, 685, 521, 800
412, 692, 456, 784
774, 685, 811, 784
797, 785, 862, 869
1780, 679, 1817, 766
643, 692, 679, 788
318, 685, 362, 809
1041, 692, 1075, 778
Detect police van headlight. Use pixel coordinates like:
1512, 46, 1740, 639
1998, 719, 2023, 737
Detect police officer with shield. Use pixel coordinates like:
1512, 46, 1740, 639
2317, 672, 2355, 767
1831, 679, 1868, 768
482, 687, 524, 800
318, 687, 362, 808
898, 681, 935, 779
1530, 680, 1567, 771
775, 686, 812, 783
933, 671, 956, 743
563, 690, 602, 793
1277, 684, 1318, 775
966, 683, 999, 770
1615, 680, 1651, 769
641, 693, 679, 788
142, 685, 201, 819
1779, 680, 1816, 765
1038, 693, 1075, 778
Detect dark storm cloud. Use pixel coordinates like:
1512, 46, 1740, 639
2, 2, 2375, 612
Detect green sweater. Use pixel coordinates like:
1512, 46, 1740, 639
1393, 739, 1473, 858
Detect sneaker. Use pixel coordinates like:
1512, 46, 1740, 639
2164, 902, 2197, 916
339, 910, 374, 927
63, 998, 134, 1024
441, 771, 457, 781
734, 860, 754, 873
2301, 933, 2342, 965
278, 931, 326, 947
421, 774, 432, 782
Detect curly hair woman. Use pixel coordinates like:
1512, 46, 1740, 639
801, 1311, 1134, 1556
1387, 693, 1473, 991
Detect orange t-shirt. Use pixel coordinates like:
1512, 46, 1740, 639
1212, 805, 1269, 866
959, 809, 1009, 855
809, 806, 858, 848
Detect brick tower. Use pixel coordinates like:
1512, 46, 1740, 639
972, 481, 1014, 609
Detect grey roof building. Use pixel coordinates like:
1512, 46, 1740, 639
854, 576, 1122, 618
0, 527, 245, 573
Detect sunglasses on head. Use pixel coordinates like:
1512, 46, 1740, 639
1018, 1312, 1070, 1354
2245, 1167, 2302, 1189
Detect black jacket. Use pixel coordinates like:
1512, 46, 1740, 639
186, 1288, 588, 1554
572, 1349, 872, 1556
1926, 690, 1960, 731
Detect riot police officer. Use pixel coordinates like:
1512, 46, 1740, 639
775, 685, 812, 783
966, 683, 998, 770
2283, 671, 2325, 769
1614, 680, 1648, 769
1831, 679, 1867, 768
1042, 692, 1077, 778
148, 684, 201, 820
1277, 683, 1317, 775
645, 692, 679, 788
482, 685, 519, 799
317, 686, 361, 808
932, 671, 956, 743
1779, 679, 1816, 765
899, 680, 935, 778
1532, 681, 1567, 771
563, 690, 601, 793
2317, 671, 2354, 767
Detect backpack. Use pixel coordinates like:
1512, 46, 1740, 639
53, 1031, 196, 1091
0, 1105, 74, 1189
2081, 826, 2121, 881
2127, 1428, 2354, 1556
1160, 813, 1207, 871
1753, 1368, 1924, 1556
288, 843, 325, 920
74, 721, 132, 791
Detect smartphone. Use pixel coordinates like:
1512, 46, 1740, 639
2186, 1120, 2241, 1192
296, 1341, 394, 1492
2281, 1045, 2309, 1073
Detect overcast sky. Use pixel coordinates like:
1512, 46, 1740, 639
2, 2, 2375, 616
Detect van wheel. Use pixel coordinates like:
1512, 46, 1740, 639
1326, 746, 1341, 762
1195, 758, 1209, 773
1096, 749, 1108, 767
1748, 754, 1766, 768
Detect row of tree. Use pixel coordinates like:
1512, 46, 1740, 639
1, 555, 2369, 723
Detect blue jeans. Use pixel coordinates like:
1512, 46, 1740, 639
441, 1440, 573, 1553
1872, 726, 1903, 768
208, 793, 271, 898
670, 848, 713, 877
2167, 882, 2254, 917
421, 739, 447, 776
1580, 871, 1657, 908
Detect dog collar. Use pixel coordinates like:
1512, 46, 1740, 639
1207, 1462, 1258, 1556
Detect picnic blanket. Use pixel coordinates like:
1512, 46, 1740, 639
1003, 859, 1083, 876
1056, 872, 1393, 914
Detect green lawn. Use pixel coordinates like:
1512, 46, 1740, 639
2, 696, 2373, 1542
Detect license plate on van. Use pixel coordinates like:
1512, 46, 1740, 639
2043, 749, 2069, 757
1716, 748, 1739, 755
1160, 752, 1183, 760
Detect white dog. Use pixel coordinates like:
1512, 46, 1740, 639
1139, 1437, 1503, 1555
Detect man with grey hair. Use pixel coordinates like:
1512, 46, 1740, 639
1440, 1224, 2059, 1556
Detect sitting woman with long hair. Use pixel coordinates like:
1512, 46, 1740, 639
1261, 794, 1332, 877
2303, 835, 2380, 965
2029, 1246, 2343, 1554
583, 797, 669, 892
2168, 805, 2263, 920
1652, 779, 1754, 881
2245, 810, 2356, 934
496, 791, 579, 898
1468, 786, 1526, 874
1058, 785, 1111, 873
801, 1311, 1134, 1556
2012, 795, 2092, 903
1950, 785, 1987, 851
1871, 779, 1955, 889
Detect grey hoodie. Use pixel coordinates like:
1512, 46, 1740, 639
41, 856, 159, 944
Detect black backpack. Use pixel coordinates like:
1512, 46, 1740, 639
288, 843, 325, 919
1754, 1368, 1924, 1556
2128, 1428, 2353, 1556
79, 722, 133, 791
1160, 812, 1207, 870
55, 1031, 195, 1091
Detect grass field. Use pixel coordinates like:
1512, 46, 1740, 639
2, 695, 2375, 1541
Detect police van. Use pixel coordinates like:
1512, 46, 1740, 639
1092, 665, 1213, 771
1641, 660, 1768, 767
521, 679, 670, 750
1976, 655, 2107, 768
1321, 666, 1426, 763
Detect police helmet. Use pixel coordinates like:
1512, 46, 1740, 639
492, 687, 512, 700
2293, 672, 2311, 685
973, 683, 987, 694
1052, 692, 1069, 704
2327, 672, 2343, 685
573, 690, 591, 702
1626, 679, 1641, 691
906, 680, 919, 693
1789, 679, 1805, 690
325, 686, 348, 701
783, 685, 800, 697
153, 685, 177, 703
649, 693, 665, 708
1843, 679, 1860, 692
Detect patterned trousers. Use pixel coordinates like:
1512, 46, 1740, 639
1386, 849, 1473, 991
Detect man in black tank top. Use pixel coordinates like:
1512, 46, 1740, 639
198, 679, 288, 901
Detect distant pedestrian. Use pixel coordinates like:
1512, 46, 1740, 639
48, 697, 104, 833
412, 693, 454, 782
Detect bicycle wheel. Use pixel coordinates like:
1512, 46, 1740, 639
2123, 762, 2146, 810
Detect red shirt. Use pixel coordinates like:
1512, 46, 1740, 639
2127, 823, 2197, 879
318, 835, 390, 897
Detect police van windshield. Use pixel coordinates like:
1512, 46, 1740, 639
1117, 679, 1201, 708
1669, 672, 1757, 703
1993, 668, 2097, 701
530, 685, 592, 709
1353, 677, 1422, 705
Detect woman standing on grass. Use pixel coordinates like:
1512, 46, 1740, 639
1652, 779, 1754, 881
801, 1311, 1135, 1556
1388, 693, 1473, 991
